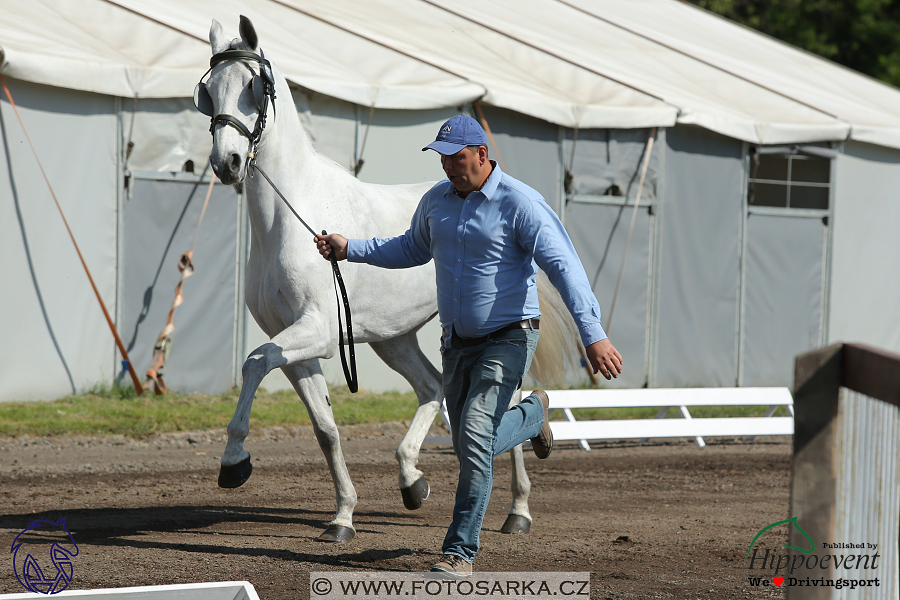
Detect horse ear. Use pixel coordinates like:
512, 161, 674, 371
239, 15, 259, 51
209, 19, 229, 55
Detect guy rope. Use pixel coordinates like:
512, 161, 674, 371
143, 172, 217, 394
0, 72, 144, 394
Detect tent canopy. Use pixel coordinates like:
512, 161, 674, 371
0, 0, 210, 98
3, 0, 900, 147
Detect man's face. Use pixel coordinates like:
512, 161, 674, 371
441, 146, 487, 194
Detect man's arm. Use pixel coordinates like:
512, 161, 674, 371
314, 195, 433, 267
519, 200, 623, 380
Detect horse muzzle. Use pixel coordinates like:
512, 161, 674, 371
210, 151, 247, 184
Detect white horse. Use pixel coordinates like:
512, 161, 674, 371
201, 17, 580, 543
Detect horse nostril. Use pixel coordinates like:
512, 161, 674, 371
229, 153, 242, 173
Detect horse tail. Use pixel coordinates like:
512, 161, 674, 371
529, 270, 598, 388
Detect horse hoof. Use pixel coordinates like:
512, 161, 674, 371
317, 524, 355, 543
500, 514, 531, 534
218, 455, 252, 488
400, 477, 430, 510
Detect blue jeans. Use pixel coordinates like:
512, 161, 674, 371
440, 326, 543, 563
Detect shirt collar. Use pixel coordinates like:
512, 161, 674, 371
479, 160, 502, 201
449, 160, 502, 200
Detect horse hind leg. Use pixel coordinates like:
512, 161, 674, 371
369, 331, 443, 510
282, 360, 358, 543
501, 389, 533, 534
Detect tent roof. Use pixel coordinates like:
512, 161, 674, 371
3, 0, 900, 148
110, 0, 485, 110
575, 0, 900, 149
0, 0, 210, 98
275, 0, 677, 129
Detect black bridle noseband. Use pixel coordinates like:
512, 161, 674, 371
194, 48, 358, 393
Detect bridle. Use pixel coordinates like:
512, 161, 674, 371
194, 48, 276, 170
194, 48, 358, 393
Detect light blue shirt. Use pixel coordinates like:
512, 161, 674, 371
347, 163, 607, 348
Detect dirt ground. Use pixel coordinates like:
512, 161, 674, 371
0, 424, 792, 599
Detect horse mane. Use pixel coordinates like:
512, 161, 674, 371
529, 270, 594, 388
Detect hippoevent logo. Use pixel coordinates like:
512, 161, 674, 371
745, 516, 881, 590
10, 518, 79, 594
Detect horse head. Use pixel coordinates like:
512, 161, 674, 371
196, 16, 277, 184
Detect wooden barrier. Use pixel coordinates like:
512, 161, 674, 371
789, 343, 900, 600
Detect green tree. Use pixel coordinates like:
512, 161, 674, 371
688, 0, 900, 87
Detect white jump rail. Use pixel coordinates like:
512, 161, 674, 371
523, 387, 794, 450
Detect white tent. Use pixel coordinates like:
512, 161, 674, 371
2, 0, 899, 400
9, 0, 900, 141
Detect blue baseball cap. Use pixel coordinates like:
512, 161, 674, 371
422, 114, 488, 155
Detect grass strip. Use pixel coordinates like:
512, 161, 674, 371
0, 385, 419, 438
0, 384, 791, 439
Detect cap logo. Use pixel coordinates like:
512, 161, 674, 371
439, 125, 452, 139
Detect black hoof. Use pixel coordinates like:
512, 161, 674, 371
500, 514, 532, 534
218, 455, 252, 488
317, 524, 355, 543
400, 477, 430, 510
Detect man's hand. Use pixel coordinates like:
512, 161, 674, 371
585, 338, 623, 380
315, 233, 348, 261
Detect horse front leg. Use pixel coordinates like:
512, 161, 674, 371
282, 360, 357, 543
218, 341, 287, 488
501, 389, 533, 534
219, 325, 329, 488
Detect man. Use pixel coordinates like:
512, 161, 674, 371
315, 114, 622, 577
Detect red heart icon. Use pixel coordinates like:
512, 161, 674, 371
773, 577, 784, 587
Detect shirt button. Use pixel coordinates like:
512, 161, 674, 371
454, 299, 457, 302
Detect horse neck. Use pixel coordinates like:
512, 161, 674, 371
244, 80, 325, 240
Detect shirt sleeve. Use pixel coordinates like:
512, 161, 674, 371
516, 198, 608, 347
346, 196, 433, 268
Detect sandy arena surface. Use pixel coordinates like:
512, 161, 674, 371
0, 424, 791, 599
